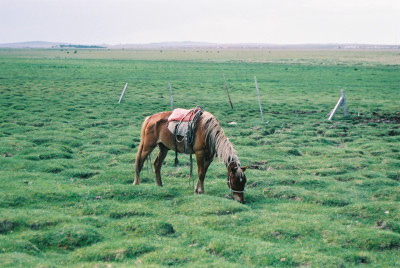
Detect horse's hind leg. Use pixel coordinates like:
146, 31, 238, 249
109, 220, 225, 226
154, 143, 168, 187
134, 142, 157, 185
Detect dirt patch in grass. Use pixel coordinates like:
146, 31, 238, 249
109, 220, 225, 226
354, 112, 400, 124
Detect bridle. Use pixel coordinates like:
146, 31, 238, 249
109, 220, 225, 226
227, 179, 246, 194
227, 161, 246, 195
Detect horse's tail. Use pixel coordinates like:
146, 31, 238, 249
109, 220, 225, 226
135, 115, 151, 178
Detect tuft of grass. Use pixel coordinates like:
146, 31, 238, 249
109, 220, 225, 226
0, 253, 54, 268
326, 228, 400, 250
40, 162, 64, 173
371, 187, 400, 201
287, 148, 303, 156
62, 168, 100, 179
29, 224, 103, 251
344, 251, 373, 265
0, 220, 19, 234
0, 209, 67, 233
175, 195, 250, 216
0, 237, 41, 255
155, 222, 176, 236
71, 239, 155, 262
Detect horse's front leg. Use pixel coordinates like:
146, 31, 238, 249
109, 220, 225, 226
154, 144, 168, 187
194, 151, 212, 194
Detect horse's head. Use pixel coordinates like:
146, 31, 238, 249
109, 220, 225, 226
227, 162, 248, 203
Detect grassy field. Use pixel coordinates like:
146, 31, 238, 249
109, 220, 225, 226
0, 48, 399, 267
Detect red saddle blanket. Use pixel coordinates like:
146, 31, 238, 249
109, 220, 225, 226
168, 108, 201, 122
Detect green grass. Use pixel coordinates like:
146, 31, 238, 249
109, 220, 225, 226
0, 48, 399, 267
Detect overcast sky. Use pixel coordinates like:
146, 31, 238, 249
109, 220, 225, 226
0, 0, 399, 45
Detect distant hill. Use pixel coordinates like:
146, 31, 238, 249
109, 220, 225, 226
0, 41, 398, 50
0, 41, 105, 49
0, 41, 65, 48
110, 41, 218, 49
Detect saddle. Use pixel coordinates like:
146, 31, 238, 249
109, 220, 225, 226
168, 108, 201, 122
167, 107, 204, 169
167, 107, 203, 137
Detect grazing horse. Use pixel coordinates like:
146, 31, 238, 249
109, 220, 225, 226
134, 109, 248, 203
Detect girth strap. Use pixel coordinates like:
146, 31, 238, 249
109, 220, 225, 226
172, 106, 204, 176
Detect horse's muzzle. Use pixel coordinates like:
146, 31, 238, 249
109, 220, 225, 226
232, 192, 245, 203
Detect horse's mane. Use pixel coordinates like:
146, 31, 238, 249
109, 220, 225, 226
201, 112, 240, 166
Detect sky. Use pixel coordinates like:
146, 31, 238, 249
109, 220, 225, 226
0, 0, 399, 45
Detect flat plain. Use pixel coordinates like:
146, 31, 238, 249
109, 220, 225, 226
0, 48, 399, 267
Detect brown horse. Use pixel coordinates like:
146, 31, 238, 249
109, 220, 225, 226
134, 109, 248, 203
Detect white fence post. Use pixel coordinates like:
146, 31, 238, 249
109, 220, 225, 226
118, 83, 128, 104
254, 76, 265, 122
223, 74, 234, 109
341, 90, 348, 116
328, 89, 348, 120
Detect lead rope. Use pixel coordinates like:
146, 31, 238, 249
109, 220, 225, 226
189, 154, 194, 189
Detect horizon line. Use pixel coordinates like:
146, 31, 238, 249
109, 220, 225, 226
0, 40, 399, 49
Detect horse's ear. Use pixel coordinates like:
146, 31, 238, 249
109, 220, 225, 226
241, 166, 249, 172
229, 163, 238, 172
